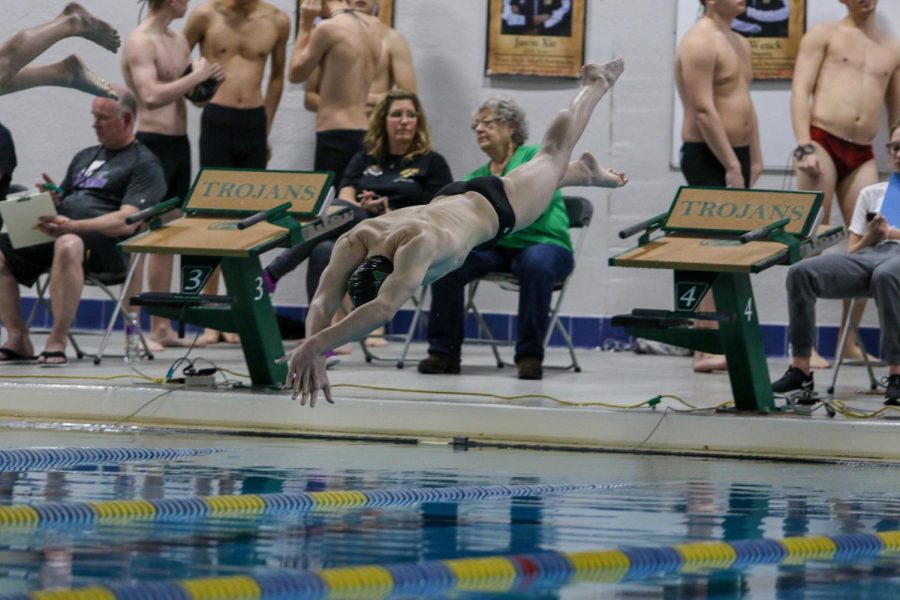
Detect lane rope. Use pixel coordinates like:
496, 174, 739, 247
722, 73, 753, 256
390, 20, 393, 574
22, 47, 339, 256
0, 482, 631, 526
2, 531, 898, 599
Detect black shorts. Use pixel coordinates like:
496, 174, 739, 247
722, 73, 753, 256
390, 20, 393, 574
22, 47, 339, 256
436, 176, 516, 250
135, 132, 191, 203
679, 142, 751, 188
0, 231, 127, 287
315, 129, 366, 190
200, 104, 267, 169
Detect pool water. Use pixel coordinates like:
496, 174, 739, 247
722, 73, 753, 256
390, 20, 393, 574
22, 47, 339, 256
0, 425, 898, 598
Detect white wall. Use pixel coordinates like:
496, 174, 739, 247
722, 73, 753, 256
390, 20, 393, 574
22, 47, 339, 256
1, 0, 882, 328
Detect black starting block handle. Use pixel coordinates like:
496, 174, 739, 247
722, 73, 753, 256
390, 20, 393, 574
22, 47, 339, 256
238, 201, 292, 230
739, 217, 790, 244
619, 212, 668, 240
130, 292, 235, 308
631, 308, 735, 322
125, 197, 182, 225
611, 314, 692, 329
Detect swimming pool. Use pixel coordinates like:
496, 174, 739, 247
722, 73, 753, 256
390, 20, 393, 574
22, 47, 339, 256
0, 424, 897, 598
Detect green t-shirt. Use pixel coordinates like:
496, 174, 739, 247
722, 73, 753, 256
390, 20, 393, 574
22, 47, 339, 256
466, 144, 572, 251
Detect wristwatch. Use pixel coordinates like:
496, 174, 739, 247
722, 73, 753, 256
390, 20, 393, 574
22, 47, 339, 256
793, 143, 815, 160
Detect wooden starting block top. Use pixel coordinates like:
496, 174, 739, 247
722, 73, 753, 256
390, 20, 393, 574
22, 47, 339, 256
184, 168, 333, 217
121, 206, 353, 258
610, 186, 841, 273
612, 225, 843, 273
663, 186, 823, 237
121, 217, 287, 258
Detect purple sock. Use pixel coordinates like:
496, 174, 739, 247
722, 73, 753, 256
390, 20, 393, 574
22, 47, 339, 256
262, 269, 277, 294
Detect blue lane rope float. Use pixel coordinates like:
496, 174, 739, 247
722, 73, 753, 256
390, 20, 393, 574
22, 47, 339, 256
3, 531, 899, 599
0, 447, 220, 472
0, 482, 630, 526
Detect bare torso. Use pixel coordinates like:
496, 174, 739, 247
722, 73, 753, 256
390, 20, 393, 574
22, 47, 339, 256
369, 24, 398, 95
192, 0, 283, 108
123, 24, 189, 135
809, 21, 900, 144
675, 19, 755, 146
314, 12, 381, 131
343, 193, 498, 284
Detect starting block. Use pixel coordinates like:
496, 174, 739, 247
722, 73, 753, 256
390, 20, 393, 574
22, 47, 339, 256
120, 168, 352, 388
609, 186, 844, 412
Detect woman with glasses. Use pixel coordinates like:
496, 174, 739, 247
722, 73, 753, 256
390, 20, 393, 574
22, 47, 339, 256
263, 91, 451, 347
416, 95, 579, 381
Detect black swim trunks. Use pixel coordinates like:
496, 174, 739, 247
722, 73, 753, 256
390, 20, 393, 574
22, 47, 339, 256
135, 132, 191, 202
679, 142, 751, 189
436, 176, 516, 250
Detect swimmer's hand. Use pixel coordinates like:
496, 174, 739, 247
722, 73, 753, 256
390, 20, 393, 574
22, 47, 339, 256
278, 338, 334, 407
725, 165, 745, 189
795, 151, 821, 177
300, 0, 323, 28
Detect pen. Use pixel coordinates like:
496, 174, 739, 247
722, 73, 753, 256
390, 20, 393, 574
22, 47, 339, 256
41, 183, 63, 194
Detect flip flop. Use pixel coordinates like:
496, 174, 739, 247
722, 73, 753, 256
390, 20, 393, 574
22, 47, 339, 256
36, 350, 68, 367
0, 347, 36, 364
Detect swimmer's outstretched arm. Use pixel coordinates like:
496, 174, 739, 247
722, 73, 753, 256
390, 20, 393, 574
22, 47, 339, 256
281, 236, 432, 407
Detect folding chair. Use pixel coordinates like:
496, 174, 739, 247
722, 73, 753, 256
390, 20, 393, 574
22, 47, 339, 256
464, 195, 594, 372
359, 285, 429, 368
25, 253, 154, 365
826, 296, 881, 395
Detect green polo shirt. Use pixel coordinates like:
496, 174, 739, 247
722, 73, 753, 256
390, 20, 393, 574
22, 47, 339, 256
466, 144, 572, 251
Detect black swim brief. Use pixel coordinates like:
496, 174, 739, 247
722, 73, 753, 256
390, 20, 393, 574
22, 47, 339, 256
436, 176, 516, 250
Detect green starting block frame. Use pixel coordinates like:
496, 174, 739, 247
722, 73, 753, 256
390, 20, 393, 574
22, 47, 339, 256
609, 186, 844, 412
120, 168, 351, 388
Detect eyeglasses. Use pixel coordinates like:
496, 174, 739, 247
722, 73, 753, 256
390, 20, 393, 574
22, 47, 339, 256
388, 110, 418, 120
471, 116, 502, 130
886, 142, 900, 155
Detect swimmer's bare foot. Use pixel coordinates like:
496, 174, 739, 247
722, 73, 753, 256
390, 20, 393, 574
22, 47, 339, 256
571, 151, 627, 188
62, 55, 117, 98
693, 351, 727, 374
365, 326, 389, 347
150, 329, 207, 349
198, 328, 222, 346
809, 348, 831, 370
839, 344, 883, 366
581, 58, 624, 93
332, 343, 353, 356
62, 3, 120, 53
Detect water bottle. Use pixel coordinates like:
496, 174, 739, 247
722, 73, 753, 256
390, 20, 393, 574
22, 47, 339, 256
124, 313, 141, 364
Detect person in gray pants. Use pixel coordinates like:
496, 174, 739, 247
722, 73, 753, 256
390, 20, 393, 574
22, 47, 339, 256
772, 121, 900, 406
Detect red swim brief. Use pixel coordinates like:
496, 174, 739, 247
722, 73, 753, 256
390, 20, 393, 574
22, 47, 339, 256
809, 125, 874, 181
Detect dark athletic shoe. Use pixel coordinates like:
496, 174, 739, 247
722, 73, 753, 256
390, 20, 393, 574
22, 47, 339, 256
772, 366, 815, 404
417, 352, 461, 375
883, 374, 900, 407
516, 355, 543, 380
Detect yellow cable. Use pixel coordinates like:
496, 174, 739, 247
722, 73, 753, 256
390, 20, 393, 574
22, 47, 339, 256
0, 372, 162, 383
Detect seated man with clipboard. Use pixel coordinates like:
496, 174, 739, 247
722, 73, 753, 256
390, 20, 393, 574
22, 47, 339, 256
773, 122, 900, 406
0, 91, 165, 365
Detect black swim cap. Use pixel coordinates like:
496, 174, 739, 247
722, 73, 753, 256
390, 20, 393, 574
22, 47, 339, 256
347, 256, 394, 308
182, 64, 221, 103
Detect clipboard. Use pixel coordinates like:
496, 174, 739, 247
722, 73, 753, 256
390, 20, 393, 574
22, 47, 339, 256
0, 189, 58, 248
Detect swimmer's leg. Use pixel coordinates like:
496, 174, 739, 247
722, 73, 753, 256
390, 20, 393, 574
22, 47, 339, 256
0, 3, 119, 88
560, 151, 627, 188
502, 59, 625, 226
0, 55, 117, 98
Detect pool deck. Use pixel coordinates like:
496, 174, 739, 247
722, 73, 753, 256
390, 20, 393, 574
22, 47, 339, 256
0, 333, 897, 463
